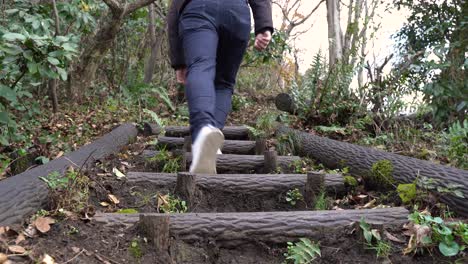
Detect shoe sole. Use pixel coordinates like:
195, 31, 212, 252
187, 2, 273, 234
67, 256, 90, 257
190, 129, 224, 174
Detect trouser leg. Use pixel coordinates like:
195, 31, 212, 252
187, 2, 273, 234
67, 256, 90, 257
179, 12, 218, 141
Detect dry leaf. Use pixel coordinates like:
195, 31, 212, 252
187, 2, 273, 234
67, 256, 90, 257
40, 254, 55, 264
384, 231, 404, 243
112, 168, 126, 179
71, 247, 81, 254
108, 194, 120, 204
415, 224, 431, 245
8, 245, 26, 254
33, 217, 55, 233
0, 253, 7, 263
55, 151, 64, 159
100, 202, 110, 207
403, 234, 416, 255
15, 233, 25, 245
363, 199, 376, 208
23, 225, 38, 238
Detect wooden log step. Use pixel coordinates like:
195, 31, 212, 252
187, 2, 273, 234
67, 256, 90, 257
156, 136, 256, 154
94, 207, 409, 247
127, 172, 344, 194
164, 126, 250, 140
277, 126, 468, 217
0, 123, 138, 226
143, 151, 301, 173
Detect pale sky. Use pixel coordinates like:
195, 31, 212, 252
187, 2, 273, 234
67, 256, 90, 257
271, 1, 410, 73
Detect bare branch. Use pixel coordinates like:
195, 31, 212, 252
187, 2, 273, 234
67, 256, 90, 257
102, 0, 122, 14
51, 0, 60, 36
124, 0, 157, 16
292, 0, 325, 27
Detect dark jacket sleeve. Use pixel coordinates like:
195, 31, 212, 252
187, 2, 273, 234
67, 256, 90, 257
167, 0, 186, 70
248, 0, 274, 35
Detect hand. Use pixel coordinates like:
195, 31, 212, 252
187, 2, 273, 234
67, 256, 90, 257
254, 30, 272, 51
176, 68, 187, 85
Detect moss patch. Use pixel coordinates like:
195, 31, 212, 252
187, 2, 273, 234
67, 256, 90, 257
344, 176, 358, 187
368, 160, 395, 189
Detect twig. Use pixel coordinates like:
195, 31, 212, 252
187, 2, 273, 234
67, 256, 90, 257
77, 149, 97, 176
94, 252, 122, 264
61, 249, 85, 264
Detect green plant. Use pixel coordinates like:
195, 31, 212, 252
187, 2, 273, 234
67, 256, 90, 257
397, 183, 417, 204
359, 218, 392, 258
147, 149, 181, 173
247, 112, 279, 139
407, 210, 467, 257
286, 188, 303, 206
129, 238, 143, 260
313, 189, 328, 210
444, 120, 467, 169
283, 238, 321, 264
157, 194, 187, 213
276, 132, 297, 156
39, 167, 90, 213
232, 94, 250, 111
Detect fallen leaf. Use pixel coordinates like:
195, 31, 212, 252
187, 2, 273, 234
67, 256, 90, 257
415, 224, 431, 245
100, 202, 110, 207
363, 199, 376, 208
8, 245, 26, 254
0, 253, 7, 263
23, 225, 38, 238
71, 247, 81, 254
108, 194, 120, 204
112, 168, 126, 180
55, 151, 64, 159
33, 217, 55, 233
15, 233, 25, 245
384, 231, 404, 243
40, 254, 55, 264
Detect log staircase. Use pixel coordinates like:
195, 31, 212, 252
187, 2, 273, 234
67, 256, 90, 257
94, 125, 410, 263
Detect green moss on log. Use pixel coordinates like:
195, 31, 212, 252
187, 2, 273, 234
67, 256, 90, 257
344, 176, 358, 187
368, 160, 395, 189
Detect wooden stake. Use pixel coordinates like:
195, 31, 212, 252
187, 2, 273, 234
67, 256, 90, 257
305, 172, 325, 206
139, 214, 170, 251
255, 138, 267, 155
264, 150, 278, 173
175, 172, 196, 207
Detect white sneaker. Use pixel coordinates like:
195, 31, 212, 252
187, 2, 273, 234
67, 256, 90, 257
189, 125, 224, 174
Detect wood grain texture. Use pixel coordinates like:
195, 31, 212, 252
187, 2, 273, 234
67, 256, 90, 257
276, 126, 468, 217
95, 207, 408, 247
143, 151, 301, 173
127, 172, 345, 194
0, 124, 138, 226
164, 126, 250, 140
156, 136, 256, 154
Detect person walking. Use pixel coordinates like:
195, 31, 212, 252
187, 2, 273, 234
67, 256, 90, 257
167, 0, 273, 174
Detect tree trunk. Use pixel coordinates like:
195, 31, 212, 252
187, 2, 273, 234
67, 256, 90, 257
143, 4, 159, 84
48, 79, 58, 113
69, 0, 157, 101
49, 0, 59, 112
276, 126, 468, 217
326, 0, 343, 68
